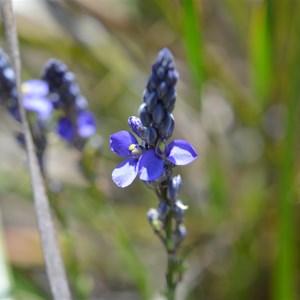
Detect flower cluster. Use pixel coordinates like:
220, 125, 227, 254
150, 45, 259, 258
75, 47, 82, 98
0, 50, 96, 147
0, 49, 97, 174
42, 59, 96, 148
110, 48, 198, 283
110, 48, 197, 188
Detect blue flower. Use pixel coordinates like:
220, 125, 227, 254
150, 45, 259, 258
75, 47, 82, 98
22, 79, 53, 121
57, 111, 96, 141
110, 130, 197, 187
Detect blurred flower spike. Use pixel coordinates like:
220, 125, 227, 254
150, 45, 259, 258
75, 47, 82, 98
110, 128, 197, 188
42, 59, 96, 147
21, 78, 97, 144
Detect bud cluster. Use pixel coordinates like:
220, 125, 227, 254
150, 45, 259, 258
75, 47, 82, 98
139, 48, 179, 146
42, 59, 88, 111
147, 175, 188, 247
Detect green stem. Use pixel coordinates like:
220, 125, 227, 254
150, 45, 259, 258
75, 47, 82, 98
165, 212, 176, 300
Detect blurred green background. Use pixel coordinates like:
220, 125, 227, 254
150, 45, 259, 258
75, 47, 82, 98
1, 0, 300, 299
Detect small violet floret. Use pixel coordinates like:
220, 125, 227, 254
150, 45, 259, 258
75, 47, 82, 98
57, 111, 96, 142
110, 129, 197, 188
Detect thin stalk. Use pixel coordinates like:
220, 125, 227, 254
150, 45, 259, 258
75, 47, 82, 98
0, 1, 71, 299
165, 213, 176, 300
157, 185, 181, 300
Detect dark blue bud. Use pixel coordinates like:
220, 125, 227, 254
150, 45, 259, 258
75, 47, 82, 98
172, 200, 188, 223
68, 83, 80, 98
165, 97, 176, 113
157, 201, 170, 221
169, 61, 176, 70
175, 224, 187, 244
152, 103, 165, 126
157, 81, 168, 99
44, 59, 67, 77
166, 69, 179, 86
75, 96, 88, 110
146, 75, 157, 92
158, 113, 174, 138
167, 175, 182, 202
144, 91, 157, 112
139, 103, 151, 126
63, 72, 76, 84
51, 93, 64, 109
145, 126, 157, 145
128, 116, 146, 139
147, 208, 159, 222
155, 66, 165, 81
147, 208, 163, 231
156, 48, 174, 68
161, 87, 176, 109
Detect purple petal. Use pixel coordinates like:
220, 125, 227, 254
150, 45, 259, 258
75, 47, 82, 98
138, 149, 164, 181
167, 140, 198, 165
22, 79, 49, 96
77, 111, 96, 138
57, 117, 74, 141
22, 95, 53, 120
110, 130, 138, 157
112, 157, 138, 187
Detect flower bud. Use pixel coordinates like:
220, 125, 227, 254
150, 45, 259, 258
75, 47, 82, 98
158, 113, 174, 138
146, 75, 157, 92
157, 81, 168, 99
145, 126, 157, 145
75, 96, 88, 110
128, 116, 146, 139
162, 89, 176, 113
144, 90, 157, 112
152, 103, 165, 126
139, 103, 151, 126
167, 175, 182, 202
147, 208, 163, 231
175, 224, 187, 244
173, 200, 188, 223
166, 69, 179, 86
157, 201, 170, 221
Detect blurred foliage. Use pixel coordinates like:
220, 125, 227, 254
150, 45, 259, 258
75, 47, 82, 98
0, 0, 300, 299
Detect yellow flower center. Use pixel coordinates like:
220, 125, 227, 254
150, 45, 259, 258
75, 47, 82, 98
129, 144, 136, 152
129, 144, 142, 157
